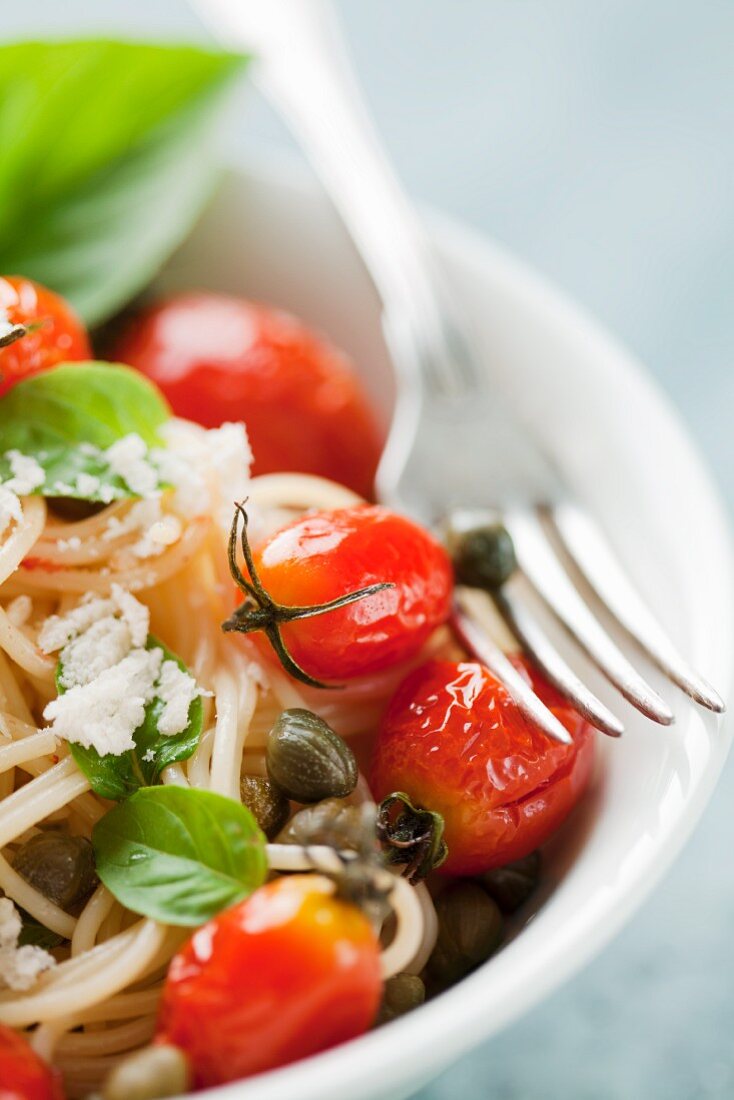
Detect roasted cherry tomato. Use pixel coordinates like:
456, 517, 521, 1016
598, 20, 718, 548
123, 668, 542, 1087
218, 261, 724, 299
0, 277, 90, 397
248, 505, 453, 682
157, 874, 382, 1086
371, 657, 594, 875
111, 293, 382, 497
0, 1025, 64, 1100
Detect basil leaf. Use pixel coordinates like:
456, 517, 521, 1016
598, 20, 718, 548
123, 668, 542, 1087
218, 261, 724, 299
0, 362, 169, 501
0, 41, 247, 325
18, 912, 65, 950
93, 787, 268, 926
66, 635, 204, 801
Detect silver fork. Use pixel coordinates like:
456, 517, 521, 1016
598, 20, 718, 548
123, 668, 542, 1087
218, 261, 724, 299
193, 0, 724, 742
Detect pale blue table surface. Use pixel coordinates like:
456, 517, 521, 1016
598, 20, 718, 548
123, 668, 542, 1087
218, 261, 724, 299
4, 2, 734, 1097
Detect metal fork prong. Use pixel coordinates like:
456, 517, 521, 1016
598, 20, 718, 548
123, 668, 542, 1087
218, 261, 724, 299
506, 510, 675, 725
550, 503, 725, 713
451, 599, 573, 745
493, 586, 624, 737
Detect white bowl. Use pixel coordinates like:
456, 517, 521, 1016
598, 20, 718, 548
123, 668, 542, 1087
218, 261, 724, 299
155, 157, 734, 1100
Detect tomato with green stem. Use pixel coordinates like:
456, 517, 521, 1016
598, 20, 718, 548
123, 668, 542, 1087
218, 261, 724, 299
371, 656, 595, 875
0, 277, 90, 397
222, 503, 453, 688
156, 874, 382, 1086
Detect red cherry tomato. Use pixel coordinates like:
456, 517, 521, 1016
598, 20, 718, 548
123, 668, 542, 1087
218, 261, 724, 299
0, 277, 90, 397
371, 656, 595, 875
0, 1025, 64, 1100
250, 505, 453, 681
157, 874, 382, 1086
111, 293, 382, 498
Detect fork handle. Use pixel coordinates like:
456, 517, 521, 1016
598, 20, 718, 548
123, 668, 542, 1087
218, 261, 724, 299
191, 0, 482, 400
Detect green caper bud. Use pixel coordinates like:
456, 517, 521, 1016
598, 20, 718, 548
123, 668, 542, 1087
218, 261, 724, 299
240, 774, 290, 839
481, 851, 541, 913
102, 1044, 191, 1100
277, 798, 367, 849
13, 831, 97, 910
377, 973, 426, 1024
266, 709, 358, 803
47, 497, 107, 522
428, 882, 504, 986
452, 523, 517, 589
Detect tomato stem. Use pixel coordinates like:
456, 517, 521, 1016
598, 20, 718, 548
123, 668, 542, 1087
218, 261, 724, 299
221, 502, 394, 690
0, 322, 27, 349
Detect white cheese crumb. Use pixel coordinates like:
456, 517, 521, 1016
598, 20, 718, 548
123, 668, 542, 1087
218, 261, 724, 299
41, 585, 205, 756
75, 472, 101, 497
0, 898, 55, 991
44, 647, 164, 755
132, 515, 183, 560
56, 535, 82, 552
5, 451, 45, 495
142, 748, 156, 763
155, 419, 252, 531
156, 659, 201, 736
105, 434, 159, 496
39, 585, 149, 657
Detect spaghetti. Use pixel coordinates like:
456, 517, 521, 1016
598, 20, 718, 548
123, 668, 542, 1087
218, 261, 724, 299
0, 437, 439, 1096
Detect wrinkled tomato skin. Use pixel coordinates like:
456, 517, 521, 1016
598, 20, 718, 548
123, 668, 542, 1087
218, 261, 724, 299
252, 505, 453, 681
0, 277, 90, 397
157, 875, 381, 1087
0, 1024, 65, 1100
111, 293, 382, 498
371, 657, 595, 875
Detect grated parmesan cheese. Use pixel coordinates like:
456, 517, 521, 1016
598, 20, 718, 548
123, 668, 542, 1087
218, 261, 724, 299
105, 434, 159, 496
44, 647, 164, 755
156, 659, 203, 736
6, 451, 45, 495
56, 535, 82, 552
132, 515, 183, 560
0, 897, 56, 991
74, 472, 101, 497
41, 586, 206, 756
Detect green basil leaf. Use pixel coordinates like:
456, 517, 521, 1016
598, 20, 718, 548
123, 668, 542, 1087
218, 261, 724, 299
17, 911, 65, 950
66, 635, 204, 801
0, 41, 247, 325
92, 787, 268, 926
0, 362, 169, 501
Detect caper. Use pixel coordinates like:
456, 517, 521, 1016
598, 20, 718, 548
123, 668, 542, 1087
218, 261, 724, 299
102, 1044, 191, 1100
377, 973, 426, 1024
47, 497, 107, 522
452, 523, 517, 590
428, 882, 504, 986
277, 798, 368, 850
240, 774, 290, 839
266, 709, 358, 803
481, 851, 541, 913
13, 831, 97, 911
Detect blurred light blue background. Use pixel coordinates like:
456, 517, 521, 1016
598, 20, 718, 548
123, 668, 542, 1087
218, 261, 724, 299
5, 2, 733, 1097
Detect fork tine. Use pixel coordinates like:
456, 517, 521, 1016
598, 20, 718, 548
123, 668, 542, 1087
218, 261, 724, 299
451, 598, 573, 745
505, 510, 675, 725
550, 502, 725, 713
492, 585, 624, 737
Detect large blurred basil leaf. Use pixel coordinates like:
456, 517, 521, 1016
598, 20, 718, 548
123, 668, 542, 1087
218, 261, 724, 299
0, 41, 247, 325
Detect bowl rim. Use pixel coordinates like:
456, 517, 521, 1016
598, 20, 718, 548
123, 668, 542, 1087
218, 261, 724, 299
172, 156, 734, 1100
